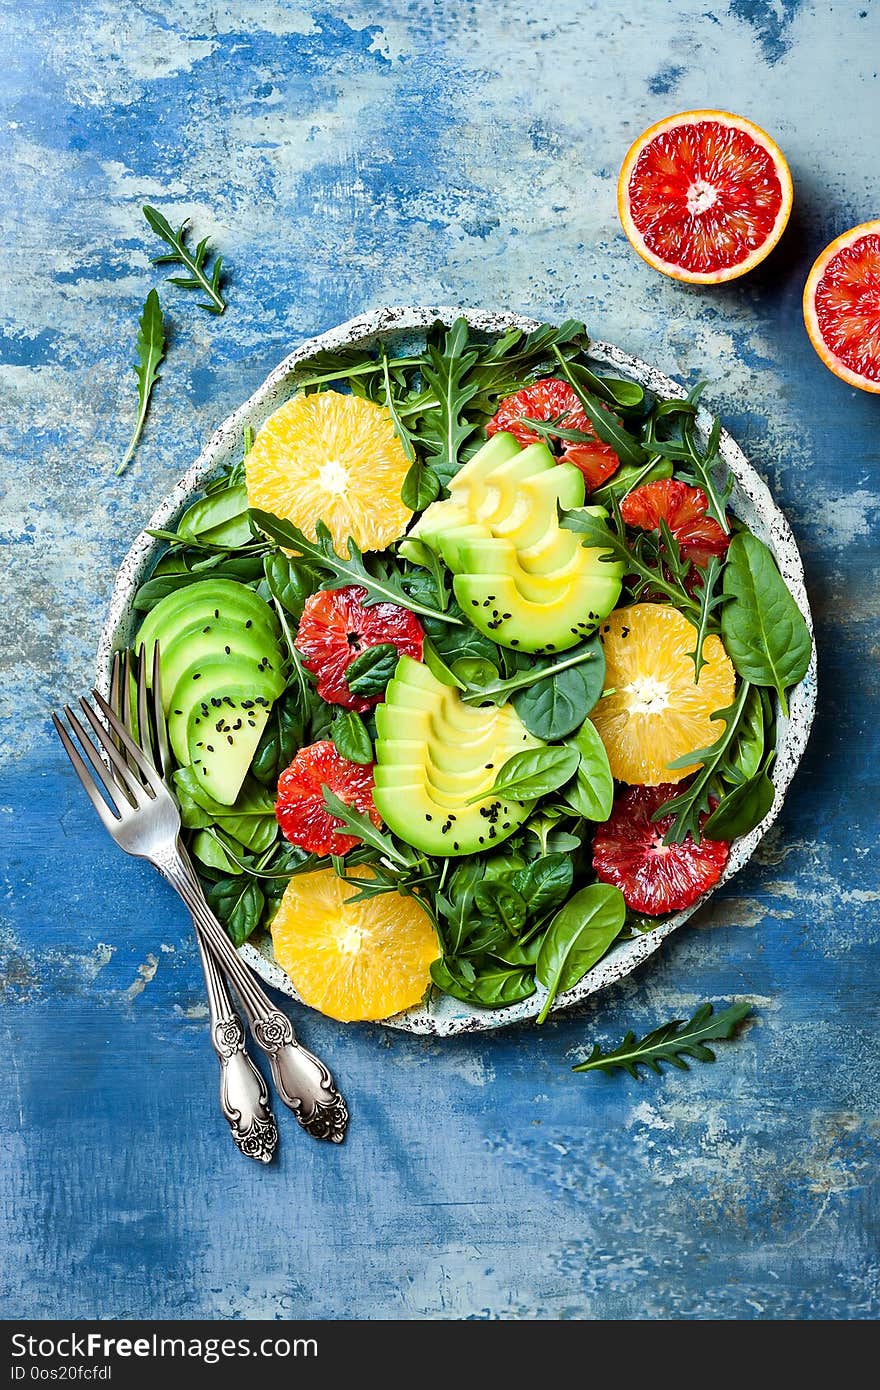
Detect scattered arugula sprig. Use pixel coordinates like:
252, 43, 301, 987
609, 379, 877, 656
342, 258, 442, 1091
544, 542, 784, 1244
118, 288, 165, 476
143, 204, 226, 315
573, 1001, 753, 1077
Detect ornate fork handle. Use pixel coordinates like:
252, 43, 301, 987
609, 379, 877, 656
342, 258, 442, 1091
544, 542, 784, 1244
158, 847, 348, 1144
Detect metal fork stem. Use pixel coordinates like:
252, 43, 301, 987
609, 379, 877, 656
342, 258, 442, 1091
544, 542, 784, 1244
160, 848, 348, 1143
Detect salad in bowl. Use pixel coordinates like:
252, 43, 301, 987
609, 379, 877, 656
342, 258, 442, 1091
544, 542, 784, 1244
104, 309, 815, 1033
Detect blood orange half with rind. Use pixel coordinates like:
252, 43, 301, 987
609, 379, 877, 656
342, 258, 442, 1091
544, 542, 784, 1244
618, 109, 793, 284
803, 220, 880, 394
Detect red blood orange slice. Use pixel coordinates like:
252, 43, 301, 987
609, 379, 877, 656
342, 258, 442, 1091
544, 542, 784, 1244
275, 740, 380, 857
803, 220, 880, 393
618, 109, 793, 284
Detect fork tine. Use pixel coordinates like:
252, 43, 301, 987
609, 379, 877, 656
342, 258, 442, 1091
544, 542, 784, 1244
76, 697, 147, 804
90, 686, 165, 793
135, 644, 154, 765
53, 707, 125, 822
121, 649, 135, 743
53, 713, 118, 831
150, 642, 171, 778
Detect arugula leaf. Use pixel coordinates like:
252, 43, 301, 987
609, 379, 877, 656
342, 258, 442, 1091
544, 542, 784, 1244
481, 745, 580, 803
561, 499, 699, 614
536, 884, 626, 1023
553, 346, 647, 466
118, 288, 166, 475
345, 643, 399, 697
331, 710, 373, 765
656, 681, 751, 843
573, 1001, 753, 1077
418, 318, 481, 481
721, 533, 812, 716
678, 416, 732, 533
590, 455, 673, 507
457, 640, 600, 711
563, 717, 613, 822
251, 513, 461, 626
565, 360, 646, 410
321, 787, 414, 866
143, 204, 226, 314
686, 554, 726, 680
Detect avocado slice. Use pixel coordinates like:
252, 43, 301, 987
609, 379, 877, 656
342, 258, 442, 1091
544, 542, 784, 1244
136, 579, 279, 669
453, 566, 624, 653
445, 431, 523, 505
372, 657, 542, 855
167, 655, 284, 806
451, 537, 594, 603
485, 464, 585, 544
401, 434, 523, 561
157, 624, 285, 715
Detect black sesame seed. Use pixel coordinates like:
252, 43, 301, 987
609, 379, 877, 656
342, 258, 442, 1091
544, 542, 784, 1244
224, 645, 231, 655
227, 735, 234, 745
202, 626, 211, 634
192, 673, 201, 680
214, 610, 219, 619
206, 744, 214, 752
245, 619, 252, 628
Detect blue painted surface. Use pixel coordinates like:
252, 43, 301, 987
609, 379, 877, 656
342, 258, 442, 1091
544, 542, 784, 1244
2, 1, 878, 1320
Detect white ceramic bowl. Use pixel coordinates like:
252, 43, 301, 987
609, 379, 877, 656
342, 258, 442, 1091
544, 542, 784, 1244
97, 306, 817, 1035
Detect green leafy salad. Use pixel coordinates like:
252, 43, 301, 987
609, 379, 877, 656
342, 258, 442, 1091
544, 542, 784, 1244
127, 317, 812, 1023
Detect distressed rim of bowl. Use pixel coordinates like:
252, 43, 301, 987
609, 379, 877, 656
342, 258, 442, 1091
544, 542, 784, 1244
97, 305, 817, 1037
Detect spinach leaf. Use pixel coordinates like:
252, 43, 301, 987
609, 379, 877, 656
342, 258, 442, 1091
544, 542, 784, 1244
512, 642, 604, 740
345, 643, 399, 697
191, 829, 244, 876
205, 876, 266, 947
487, 934, 542, 967
563, 718, 614, 822
721, 533, 812, 716
482, 745, 580, 802
173, 768, 275, 820
422, 637, 465, 690
250, 692, 309, 785
474, 881, 528, 936
511, 853, 573, 917
401, 458, 441, 511
430, 957, 536, 1007
703, 756, 776, 840
263, 551, 316, 622
132, 556, 265, 610
727, 685, 766, 782
331, 710, 373, 765
536, 884, 626, 1022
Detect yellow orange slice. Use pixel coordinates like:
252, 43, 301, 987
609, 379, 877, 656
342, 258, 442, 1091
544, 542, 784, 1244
270, 868, 439, 1022
591, 603, 736, 785
246, 390, 413, 552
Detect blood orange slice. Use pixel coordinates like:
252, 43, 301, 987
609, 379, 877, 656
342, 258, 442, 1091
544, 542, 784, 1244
803, 220, 880, 393
618, 110, 793, 284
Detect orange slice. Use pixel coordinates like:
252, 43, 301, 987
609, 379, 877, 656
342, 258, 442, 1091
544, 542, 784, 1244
618, 109, 793, 284
270, 868, 439, 1022
246, 390, 413, 552
591, 603, 736, 785
803, 220, 880, 393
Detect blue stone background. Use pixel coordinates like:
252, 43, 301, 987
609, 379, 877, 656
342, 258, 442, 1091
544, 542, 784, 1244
1, 0, 878, 1320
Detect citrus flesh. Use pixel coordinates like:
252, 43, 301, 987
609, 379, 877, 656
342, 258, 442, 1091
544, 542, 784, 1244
618, 109, 793, 284
591, 603, 736, 785
245, 390, 414, 552
270, 868, 440, 1022
803, 220, 880, 393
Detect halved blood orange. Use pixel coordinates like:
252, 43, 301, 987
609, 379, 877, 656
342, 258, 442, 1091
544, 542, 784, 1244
618, 110, 793, 284
803, 220, 880, 393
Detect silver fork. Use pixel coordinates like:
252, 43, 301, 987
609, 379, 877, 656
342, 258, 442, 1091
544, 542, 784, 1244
53, 672, 348, 1145
109, 647, 277, 1163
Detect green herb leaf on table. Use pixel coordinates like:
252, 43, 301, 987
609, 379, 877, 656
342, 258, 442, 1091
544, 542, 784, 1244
536, 884, 627, 1023
480, 745, 580, 803
563, 717, 614, 822
331, 710, 373, 765
721, 532, 812, 716
573, 1001, 754, 1077
118, 288, 166, 475
143, 204, 226, 315
345, 643, 400, 697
